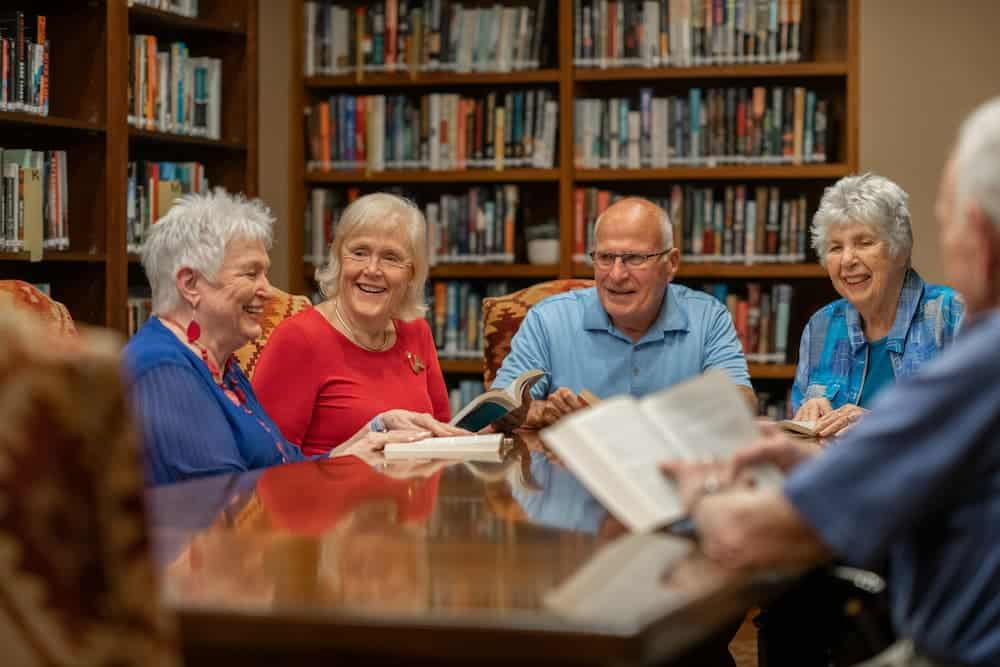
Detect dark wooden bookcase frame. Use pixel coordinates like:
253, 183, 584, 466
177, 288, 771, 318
0, 0, 258, 334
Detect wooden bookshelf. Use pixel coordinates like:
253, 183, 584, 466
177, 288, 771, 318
0, 1, 258, 333
287, 0, 858, 406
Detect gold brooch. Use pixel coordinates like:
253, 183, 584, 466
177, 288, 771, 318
406, 351, 426, 375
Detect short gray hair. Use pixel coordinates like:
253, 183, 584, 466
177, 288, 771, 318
955, 96, 1000, 230
593, 197, 674, 249
811, 173, 913, 264
141, 189, 274, 314
315, 192, 429, 320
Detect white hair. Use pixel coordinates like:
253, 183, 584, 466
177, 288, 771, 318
811, 173, 913, 264
141, 189, 274, 314
593, 197, 674, 249
955, 96, 1000, 230
314, 192, 429, 320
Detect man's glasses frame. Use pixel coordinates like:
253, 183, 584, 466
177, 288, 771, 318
589, 249, 671, 269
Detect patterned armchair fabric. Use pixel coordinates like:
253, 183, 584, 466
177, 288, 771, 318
234, 286, 313, 379
481, 279, 594, 388
0, 309, 177, 666
0, 279, 77, 337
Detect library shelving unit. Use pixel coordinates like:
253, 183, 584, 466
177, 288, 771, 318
287, 0, 857, 393
0, 0, 257, 334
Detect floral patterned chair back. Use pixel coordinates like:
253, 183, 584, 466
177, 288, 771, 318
481, 279, 594, 389
0, 308, 178, 666
234, 286, 313, 379
0, 280, 77, 337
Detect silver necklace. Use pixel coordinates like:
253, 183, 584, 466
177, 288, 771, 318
332, 300, 390, 352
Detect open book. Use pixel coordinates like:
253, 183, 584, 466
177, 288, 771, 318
778, 419, 819, 437
383, 434, 509, 462
449, 368, 544, 432
544, 533, 692, 630
539, 370, 781, 533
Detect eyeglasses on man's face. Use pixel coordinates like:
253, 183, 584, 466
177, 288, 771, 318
589, 249, 670, 269
343, 247, 412, 271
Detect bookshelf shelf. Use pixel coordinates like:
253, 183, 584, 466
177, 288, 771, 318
127, 5, 247, 36
574, 62, 849, 82
748, 364, 797, 380
439, 359, 485, 374
430, 264, 559, 279
305, 169, 561, 184
306, 69, 561, 90
572, 262, 828, 279
128, 127, 248, 151
0, 251, 107, 263
574, 164, 851, 182
0, 112, 104, 133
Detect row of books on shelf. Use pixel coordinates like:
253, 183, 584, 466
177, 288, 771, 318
0, 11, 49, 116
303, 1, 549, 76
305, 185, 523, 267
128, 0, 200, 18
574, 183, 809, 264
127, 35, 223, 140
126, 160, 210, 252
305, 89, 559, 172
127, 292, 153, 337
757, 390, 791, 420
574, 0, 805, 68
702, 281, 792, 363
575, 85, 828, 168
0, 148, 68, 254
428, 280, 511, 359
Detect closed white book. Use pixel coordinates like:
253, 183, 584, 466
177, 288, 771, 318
383, 433, 508, 462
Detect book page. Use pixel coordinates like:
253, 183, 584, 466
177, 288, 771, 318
638, 370, 760, 460
544, 533, 692, 631
779, 419, 818, 437
540, 397, 686, 532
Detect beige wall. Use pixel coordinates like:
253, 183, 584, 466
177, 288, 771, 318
260, 1, 1000, 288
860, 0, 1000, 285
258, 0, 292, 290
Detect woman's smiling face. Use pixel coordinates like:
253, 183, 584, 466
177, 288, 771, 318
337, 229, 414, 326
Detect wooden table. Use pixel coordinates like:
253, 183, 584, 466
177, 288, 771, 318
146, 433, 784, 666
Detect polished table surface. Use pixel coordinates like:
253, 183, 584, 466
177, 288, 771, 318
147, 432, 785, 665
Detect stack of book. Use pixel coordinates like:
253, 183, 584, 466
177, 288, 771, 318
128, 0, 199, 18
127, 160, 209, 252
700, 281, 793, 364
303, 1, 550, 75
574, 184, 811, 264
574, 0, 805, 68
428, 280, 511, 360
127, 35, 222, 139
0, 148, 68, 253
0, 11, 50, 116
305, 89, 559, 172
574, 85, 828, 168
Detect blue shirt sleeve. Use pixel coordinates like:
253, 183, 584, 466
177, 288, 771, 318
791, 318, 813, 412
491, 307, 553, 398
701, 301, 751, 387
133, 363, 249, 485
784, 326, 1000, 567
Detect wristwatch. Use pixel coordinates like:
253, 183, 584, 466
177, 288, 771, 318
369, 414, 388, 433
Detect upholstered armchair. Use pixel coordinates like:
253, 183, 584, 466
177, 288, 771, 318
0, 308, 177, 666
234, 286, 313, 379
481, 279, 594, 388
0, 279, 77, 336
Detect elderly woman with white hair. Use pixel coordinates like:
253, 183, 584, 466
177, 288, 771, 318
793, 173, 965, 437
124, 190, 434, 486
253, 192, 463, 458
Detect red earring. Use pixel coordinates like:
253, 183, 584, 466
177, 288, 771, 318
186, 319, 201, 343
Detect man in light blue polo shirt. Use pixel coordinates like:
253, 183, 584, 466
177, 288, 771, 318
493, 196, 753, 426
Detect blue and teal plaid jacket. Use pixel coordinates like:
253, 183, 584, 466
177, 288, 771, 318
792, 269, 964, 412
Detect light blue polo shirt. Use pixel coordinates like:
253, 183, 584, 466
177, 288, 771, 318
491, 284, 750, 400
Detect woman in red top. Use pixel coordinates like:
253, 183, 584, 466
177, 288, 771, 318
253, 193, 462, 456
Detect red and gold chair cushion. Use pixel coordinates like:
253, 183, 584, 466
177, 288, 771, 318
0, 279, 77, 337
481, 279, 594, 388
234, 287, 313, 379
0, 308, 177, 666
